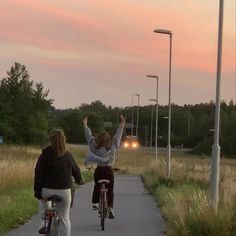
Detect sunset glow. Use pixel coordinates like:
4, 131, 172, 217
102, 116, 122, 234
0, 0, 235, 108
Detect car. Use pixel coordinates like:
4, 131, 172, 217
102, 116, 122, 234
122, 135, 139, 149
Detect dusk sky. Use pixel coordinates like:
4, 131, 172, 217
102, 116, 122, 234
0, 0, 235, 108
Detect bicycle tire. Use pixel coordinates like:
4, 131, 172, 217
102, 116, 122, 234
100, 192, 105, 231
47, 217, 58, 236
46, 218, 52, 236
51, 217, 59, 236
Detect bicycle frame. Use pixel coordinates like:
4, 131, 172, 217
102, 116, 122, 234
86, 166, 115, 231
98, 180, 110, 231
44, 196, 61, 236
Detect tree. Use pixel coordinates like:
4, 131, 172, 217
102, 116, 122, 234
0, 62, 52, 144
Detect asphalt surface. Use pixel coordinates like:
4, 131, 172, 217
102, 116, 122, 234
5, 176, 165, 236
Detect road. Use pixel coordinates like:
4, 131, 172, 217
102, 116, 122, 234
5, 176, 165, 236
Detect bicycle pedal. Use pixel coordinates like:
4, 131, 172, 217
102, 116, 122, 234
38, 226, 47, 234
92, 205, 99, 210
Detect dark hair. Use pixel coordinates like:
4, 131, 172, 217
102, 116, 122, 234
95, 131, 111, 150
49, 129, 66, 157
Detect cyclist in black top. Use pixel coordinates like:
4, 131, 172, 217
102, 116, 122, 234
34, 129, 83, 236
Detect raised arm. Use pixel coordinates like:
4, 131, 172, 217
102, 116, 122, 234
83, 117, 94, 145
112, 114, 126, 149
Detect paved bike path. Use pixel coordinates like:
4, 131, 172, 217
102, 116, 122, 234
5, 176, 165, 236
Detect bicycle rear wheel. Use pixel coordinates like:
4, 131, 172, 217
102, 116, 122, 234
46, 218, 52, 236
100, 192, 106, 231
47, 217, 58, 236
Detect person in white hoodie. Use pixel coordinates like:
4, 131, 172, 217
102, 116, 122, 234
83, 114, 125, 218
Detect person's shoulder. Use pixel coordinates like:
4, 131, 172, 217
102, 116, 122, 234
64, 151, 74, 160
65, 151, 79, 166
41, 146, 53, 156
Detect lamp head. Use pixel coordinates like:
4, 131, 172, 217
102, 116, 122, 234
149, 98, 157, 102
147, 74, 158, 79
154, 29, 172, 35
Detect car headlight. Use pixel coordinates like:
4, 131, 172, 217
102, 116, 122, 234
124, 142, 129, 148
132, 142, 137, 148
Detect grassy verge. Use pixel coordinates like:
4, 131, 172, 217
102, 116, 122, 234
1, 145, 236, 235
142, 168, 236, 236
0, 172, 93, 236
0, 185, 38, 236
0, 144, 92, 235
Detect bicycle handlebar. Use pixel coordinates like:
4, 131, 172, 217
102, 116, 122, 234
86, 166, 120, 172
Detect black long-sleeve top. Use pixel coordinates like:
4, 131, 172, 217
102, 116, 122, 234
34, 146, 82, 200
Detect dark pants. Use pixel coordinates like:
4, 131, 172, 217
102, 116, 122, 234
92, 166, 114, 208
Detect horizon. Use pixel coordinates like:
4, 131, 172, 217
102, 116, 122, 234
53, 98, 235, 110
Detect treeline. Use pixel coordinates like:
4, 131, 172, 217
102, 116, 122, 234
1, 63, 236, 157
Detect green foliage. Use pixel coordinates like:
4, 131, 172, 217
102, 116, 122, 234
86, 111, 104, 135
51, 101, 236, 157
190, 138, 212, 155
53, 101, 122, 143
54, 109, 84, 143
0, 63, 52, 144
221, 110, 236, 156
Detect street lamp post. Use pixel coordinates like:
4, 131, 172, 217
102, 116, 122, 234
211, 0, 224, 209
147, 75, 159, 165
149, 101, 154, 148
131, 94, 140, 172
154, 28, 172, 178
149, 99, 157, 148
188, 105, 191, 137
131, 95, 134, 137
134, 94, 140, 138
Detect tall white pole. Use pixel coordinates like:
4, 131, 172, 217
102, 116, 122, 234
166, 33, 172, 178
149, 98, 157, 158
154, 29, 172, 178
150, 105, 154, 148
147, 75, 159, 165
155, 79, 159, 164
135, 94, 140, 138
211, 0, 224, 209
131, 95, 134, 137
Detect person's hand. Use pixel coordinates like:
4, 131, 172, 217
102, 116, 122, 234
79, 178, 85, 185
120, 114, 126, 124
34, 191, 42, 200
83, 117, 88, 127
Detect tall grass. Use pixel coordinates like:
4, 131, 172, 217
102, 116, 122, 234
142, 154, 236, 236
0, 145, 40, 235
0, 145, 39, 193
1, 144, 236, 235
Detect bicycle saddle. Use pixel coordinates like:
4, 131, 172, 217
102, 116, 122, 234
46, 195, 63, 202
98, 179, 110, 184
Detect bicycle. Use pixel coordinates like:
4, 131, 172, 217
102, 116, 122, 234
98, 179, 110, 231
40, 185, 76, 236
86, 166, 120, 231
44, 195, 61, 236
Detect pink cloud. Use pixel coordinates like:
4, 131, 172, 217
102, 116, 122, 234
0, 0, 101, 51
